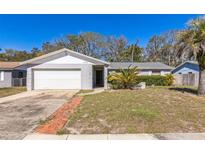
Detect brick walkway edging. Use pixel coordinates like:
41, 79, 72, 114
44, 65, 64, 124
35, 96, 83, 134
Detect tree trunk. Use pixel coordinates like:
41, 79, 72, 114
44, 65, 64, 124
198, 66, 205, 95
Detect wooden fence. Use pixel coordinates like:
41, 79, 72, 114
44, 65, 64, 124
173, 73, 199, 87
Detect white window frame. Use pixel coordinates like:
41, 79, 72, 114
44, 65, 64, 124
0, 71, 4, 81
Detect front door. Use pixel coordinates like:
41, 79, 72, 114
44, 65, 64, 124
96, 70, 103, 87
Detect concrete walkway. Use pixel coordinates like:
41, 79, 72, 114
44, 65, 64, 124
0, 90, 78, 139
77, 88, 105, 96
0, 91, 44, 104
23, 133, 205, 140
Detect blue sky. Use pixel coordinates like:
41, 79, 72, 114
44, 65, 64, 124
0, 14, 201, 52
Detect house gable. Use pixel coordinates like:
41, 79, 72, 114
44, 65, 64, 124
172, 62, 199, 74
44, 55, 93, 64
20, 48, 109, 66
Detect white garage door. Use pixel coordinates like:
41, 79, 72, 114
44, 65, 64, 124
34, 69, 81, 89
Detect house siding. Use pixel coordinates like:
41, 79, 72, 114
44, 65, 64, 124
172, 62, 199, 87
27, 68, 33, 91
172, 63, 199, 74
0, 71, 12, 87
81, 64, 93, 89
104, 66, 108, 89
108, 69, 171, 76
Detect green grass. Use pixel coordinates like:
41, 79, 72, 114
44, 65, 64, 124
64, 86, 205, 134
0, 87, 26, 98
76, 90, 94, 95
56, 128, 70, 135
131, 107, 159, 121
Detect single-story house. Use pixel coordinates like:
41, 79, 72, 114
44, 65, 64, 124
109, 62, 173, 75
20, 48, 173, 90
0, 62, 27, 88
172, 61, 199, 86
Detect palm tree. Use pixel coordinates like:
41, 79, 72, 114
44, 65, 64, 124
177, 16, 205, 95
107, 66, 139, 89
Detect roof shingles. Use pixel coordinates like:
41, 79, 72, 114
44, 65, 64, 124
0, 62, 20, 69
109, 62, 173, 70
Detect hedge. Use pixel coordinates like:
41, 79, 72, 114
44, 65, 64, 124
108, 74, 174, 89
137, 75, 170, 86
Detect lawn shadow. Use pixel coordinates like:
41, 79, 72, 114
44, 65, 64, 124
169, 87, 197, 95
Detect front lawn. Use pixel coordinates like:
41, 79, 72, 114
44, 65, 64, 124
0, 87, 26, 98
64, 87, 205, 134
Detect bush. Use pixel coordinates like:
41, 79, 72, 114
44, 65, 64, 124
107, 66, 139, 89
164, 74, 174, 86
137, 74, 174, 86
109, 81, 125, 89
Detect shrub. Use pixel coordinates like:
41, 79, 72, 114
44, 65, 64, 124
137, 74, 174, 86
107, 66, 139, 89
164, 74, 174, 86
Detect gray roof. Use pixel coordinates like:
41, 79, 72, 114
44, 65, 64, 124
171, 61, 198, 73
20, 48, 109, 66
109, 62, 173, 70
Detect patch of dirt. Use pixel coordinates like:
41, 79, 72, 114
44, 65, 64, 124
97, 118, 111, 128
66, 127, 80, 134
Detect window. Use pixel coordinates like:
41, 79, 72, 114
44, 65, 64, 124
18, 72, 23, 78
0, 71, 4, 81
152, 70, 160, 75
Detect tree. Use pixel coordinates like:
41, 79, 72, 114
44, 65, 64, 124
145, 31, 188, 66
145, 35, 165, 62
77, 32, 105, 58
43, 32, 107, 59
31, 47, 43, 57
176, 16, 205, 95
42, 42, 62, 53
102, 36, 128, 62
107, 66, 139, 89
39, 32, 144, 62
0, 32, 144, 63
0, 49, 33, 61
160, 31, 178, 66
119, 41, 144, 62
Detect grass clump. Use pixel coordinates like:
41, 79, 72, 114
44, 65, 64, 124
131, 107, 159, 121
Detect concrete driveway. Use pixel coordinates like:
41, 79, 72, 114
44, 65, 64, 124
0, 90, 78, 140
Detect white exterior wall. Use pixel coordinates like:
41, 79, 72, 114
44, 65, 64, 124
27, 55, 95, 90
173, 67, 198, 74
104, 67, 108, 89
44, 55, 93, 65
27, 68, 33, 91
139, 70, 152, 76
160, 70, 171, 76
0, 71, 12, 87
139, 70, 171, 76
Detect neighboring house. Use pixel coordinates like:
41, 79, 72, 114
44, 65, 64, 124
172, 61, 199, 86
0, 62, 27, 88
109, 62, 173, 75
20, 48, 173, 90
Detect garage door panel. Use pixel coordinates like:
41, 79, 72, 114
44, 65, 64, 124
35, 71, 81, 79
34, 70, 81, 89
